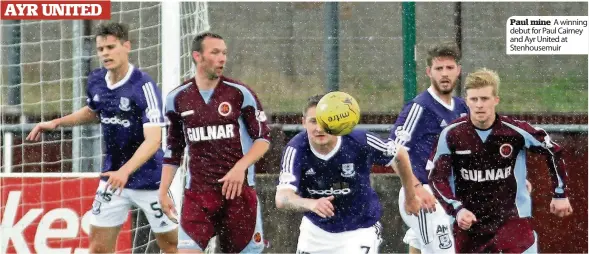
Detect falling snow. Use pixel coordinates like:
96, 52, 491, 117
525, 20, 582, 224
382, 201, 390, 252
0, 2, 586, 254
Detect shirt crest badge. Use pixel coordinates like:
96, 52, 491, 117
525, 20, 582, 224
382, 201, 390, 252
500, 143, 513, 158
119, 97, 131, 111
218, 102, 232, 116
341, 163, 355, 177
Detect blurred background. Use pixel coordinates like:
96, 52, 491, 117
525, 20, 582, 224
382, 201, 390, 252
1, 2, 587, 253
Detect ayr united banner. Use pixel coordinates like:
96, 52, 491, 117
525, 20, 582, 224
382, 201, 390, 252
1, 0, 111, 20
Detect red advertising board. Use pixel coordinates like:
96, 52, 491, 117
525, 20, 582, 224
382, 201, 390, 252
0, 174, 132, 254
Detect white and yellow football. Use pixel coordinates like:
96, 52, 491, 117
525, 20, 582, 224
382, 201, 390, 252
315, 91, 361, 136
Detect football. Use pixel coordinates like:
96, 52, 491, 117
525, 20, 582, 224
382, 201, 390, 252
315, 91, 361, 136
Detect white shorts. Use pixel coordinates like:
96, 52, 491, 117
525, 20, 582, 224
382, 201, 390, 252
399, 184, 455, 254
89, 180, 178, 233
296, 216, 382, 254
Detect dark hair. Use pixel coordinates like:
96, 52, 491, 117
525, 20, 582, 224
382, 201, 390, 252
426, 42, 461, 67
303, 94, 324, 116
191, 32, 224, 65
94, 22, 129, 42
191, 31, 224, 53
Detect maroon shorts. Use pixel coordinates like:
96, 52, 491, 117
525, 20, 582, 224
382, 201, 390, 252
180, 185, 264, 253
454, 218, 536, 253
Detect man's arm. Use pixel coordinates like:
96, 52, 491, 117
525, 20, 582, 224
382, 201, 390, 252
240, 85, 272, 144
54, 79, 102, 127
158, 108, 187, 221
235, 140, 270, 171
238, 86, 272, 164
425, 124, 477, 230
162, 113, 187, 168
275, 189, 335, 218
219, 86, 271, 199
387, 102, 428, 185
427, 129, 464, 217
388, 144, 427, 215
161, 108, 187, 185
369, 132, 420, 196
219, 139, 270, 199
275, 189, 314, 212
118, 126, 162, 175
27, 106, 98, 141
508, 120, 572, 217
54, 106, 99, 127
365, 132, 433, 213
158, 164, 180, 222
390, 146, 417, 197
159, 164, 179, 196
275, 144, 315, 211
105, 80, 166, 182
101, 126, 162, 192
394, 150, 438, 212
510, 120, 568, 198
160, 114, 186, 201
54, 79, 102, 128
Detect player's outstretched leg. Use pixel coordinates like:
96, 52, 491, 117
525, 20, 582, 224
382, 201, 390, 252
88, 180, 131, 253
155, 230, 179, 253
89, 225, 121, 253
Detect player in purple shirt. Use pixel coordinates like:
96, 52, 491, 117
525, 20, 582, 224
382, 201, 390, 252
275, 94, 431, 254
389, 43, 467, 253
428, 68, 573, 253
27, 22, 178, 253
157, 32, 271, 253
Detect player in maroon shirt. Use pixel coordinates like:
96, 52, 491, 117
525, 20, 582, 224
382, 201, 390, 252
157, 32, 271, 253
428, 68, 573, 253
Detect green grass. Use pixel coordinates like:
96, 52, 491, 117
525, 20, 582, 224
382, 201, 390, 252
237, 67, 586, 114
245, 72, 587, 115
498, 77, 587, 113
1, 70, 586, 116
235, 68, 408, 115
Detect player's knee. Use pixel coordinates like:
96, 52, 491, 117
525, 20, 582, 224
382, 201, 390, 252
88, 226, 118, 253
158, 239, 178, 254
156, 231, 179, 253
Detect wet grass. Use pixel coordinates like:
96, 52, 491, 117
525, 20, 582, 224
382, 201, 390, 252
1, 73, 586, 116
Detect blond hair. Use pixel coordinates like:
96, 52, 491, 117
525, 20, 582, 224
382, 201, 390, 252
464, 68, 500, 96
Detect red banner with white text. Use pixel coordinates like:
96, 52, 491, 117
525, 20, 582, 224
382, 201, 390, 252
0, 175, 132, 254
1, 0, 111, 20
